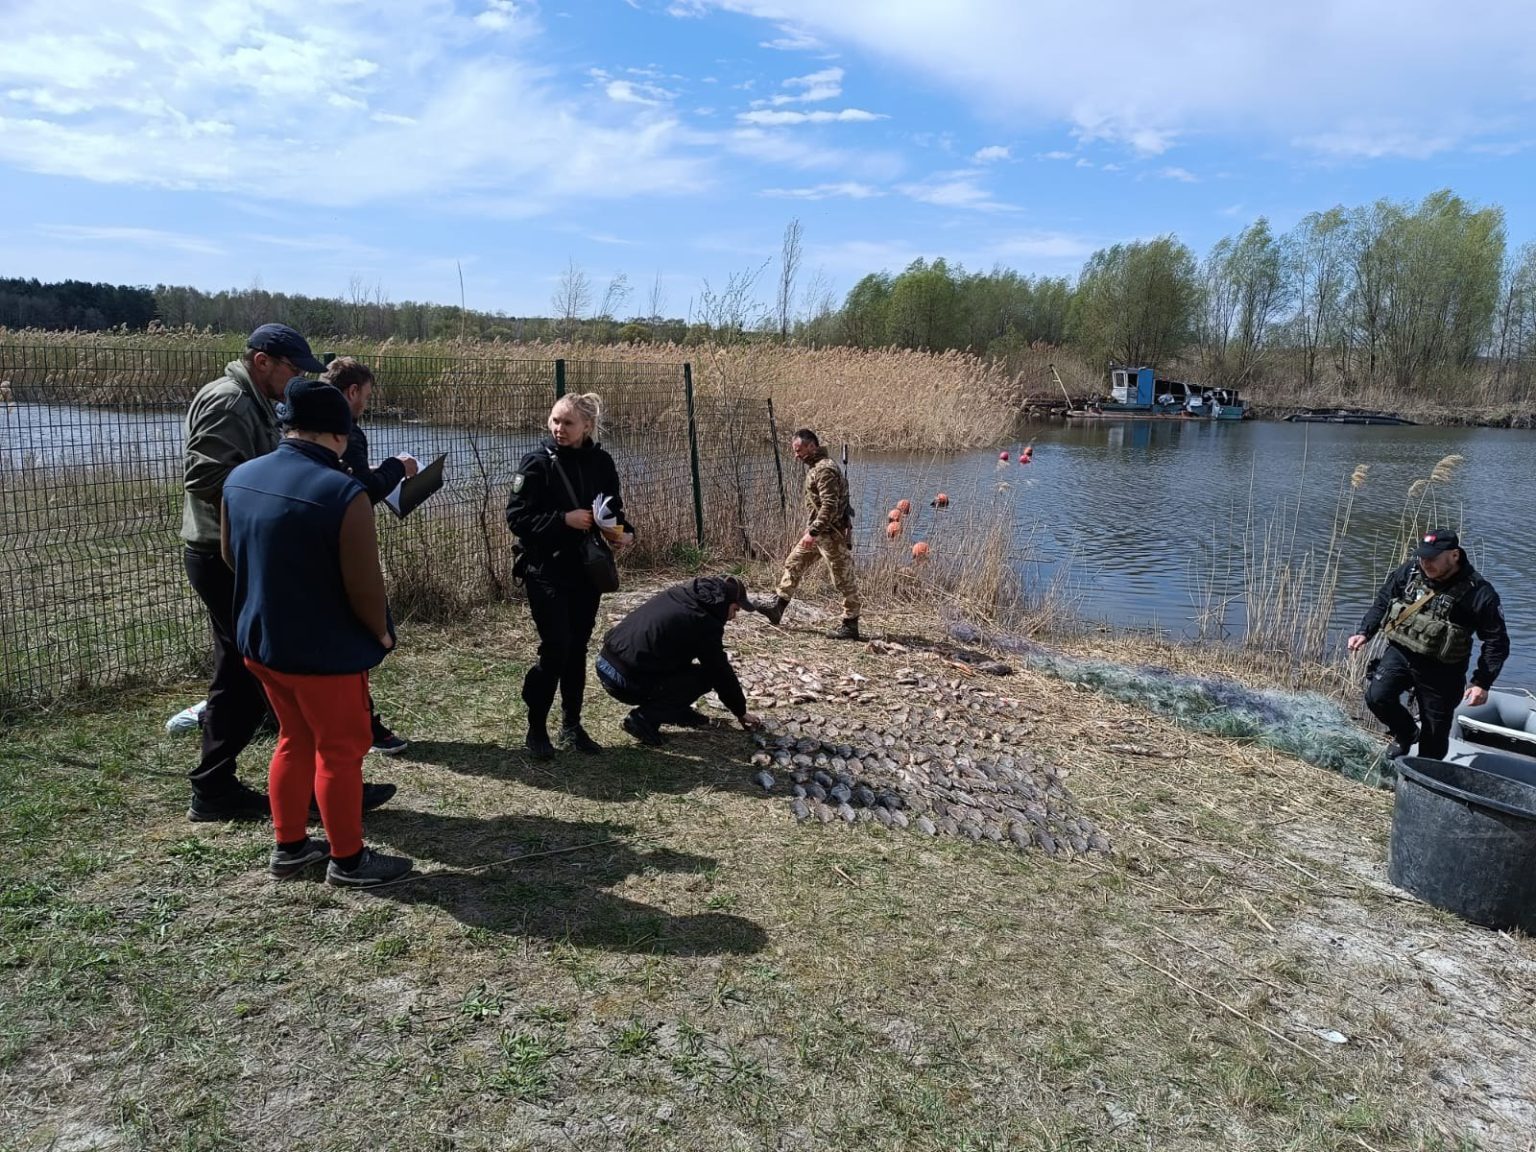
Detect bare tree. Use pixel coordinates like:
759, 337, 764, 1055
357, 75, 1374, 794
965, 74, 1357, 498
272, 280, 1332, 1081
646, 271, 668, 323
598, 271, 632, 321
776, 217, 803, 341
551, 259, 592, 335
696, 260, 771, 343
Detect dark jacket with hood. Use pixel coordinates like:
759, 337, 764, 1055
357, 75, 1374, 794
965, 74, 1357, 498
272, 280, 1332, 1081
1359, 558, 1509, 688
341, 424, 406, 505
598, 578, 749, 717
505, 437, 632, 574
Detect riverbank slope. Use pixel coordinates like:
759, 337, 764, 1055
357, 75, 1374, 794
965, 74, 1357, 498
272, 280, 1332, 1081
2, 598, 1531, 1151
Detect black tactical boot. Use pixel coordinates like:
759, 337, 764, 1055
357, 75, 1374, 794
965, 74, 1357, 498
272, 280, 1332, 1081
755, 596, 790, 626
828, 617, 860, 641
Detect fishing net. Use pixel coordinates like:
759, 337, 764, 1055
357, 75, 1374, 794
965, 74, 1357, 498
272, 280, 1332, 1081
948, 623, 1389, 786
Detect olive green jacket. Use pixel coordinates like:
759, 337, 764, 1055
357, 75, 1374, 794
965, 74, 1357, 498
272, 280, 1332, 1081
180, 360, 281, 551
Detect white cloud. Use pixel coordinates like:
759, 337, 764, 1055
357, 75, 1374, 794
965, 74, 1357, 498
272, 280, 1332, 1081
897, 169, 1014, 212
972, 145, 1010, 163
1075, 158, 1093, 169
690, 0, 1536, 159
1039, 150, 1074, 161
761, 182, 883, 199
38, 224, 226, 257
1158, 166, 1199, 182
759, 24, 827, 52
0, 0, 708, 211
737, 108, 883, 125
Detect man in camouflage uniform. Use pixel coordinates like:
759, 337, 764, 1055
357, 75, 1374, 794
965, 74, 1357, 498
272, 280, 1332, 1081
1347, 527, 1509, 760
756, 428, 862, 640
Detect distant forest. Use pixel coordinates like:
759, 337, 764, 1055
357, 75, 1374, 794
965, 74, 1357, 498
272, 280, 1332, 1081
6, 187, 1536, 398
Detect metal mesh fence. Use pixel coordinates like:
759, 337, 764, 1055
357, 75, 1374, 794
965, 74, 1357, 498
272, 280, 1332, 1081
0, 343, 787, 711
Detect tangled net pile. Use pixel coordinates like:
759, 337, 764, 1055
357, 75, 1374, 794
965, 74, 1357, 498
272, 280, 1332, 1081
948, 623, 1389, 785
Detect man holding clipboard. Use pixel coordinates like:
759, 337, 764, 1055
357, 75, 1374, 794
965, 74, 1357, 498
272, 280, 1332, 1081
323, 357, 444, 754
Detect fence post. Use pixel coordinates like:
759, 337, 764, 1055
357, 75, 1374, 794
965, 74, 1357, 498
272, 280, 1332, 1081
766, 397, 786, 512
554, 358, 566, 399
683, 363, 705, 548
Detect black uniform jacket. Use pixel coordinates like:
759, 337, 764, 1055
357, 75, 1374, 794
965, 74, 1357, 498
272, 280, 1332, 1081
505, 437, 631, 571
598, 578, 749, 717
1358, 559, 1510, 688
341, 425, 407, 506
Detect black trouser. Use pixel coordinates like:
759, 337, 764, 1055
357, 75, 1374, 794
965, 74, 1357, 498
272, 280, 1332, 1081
597, 658, 713, 725
184, 547, 270, 797
1365, 643, 1466, 760
522, 568, 602, 731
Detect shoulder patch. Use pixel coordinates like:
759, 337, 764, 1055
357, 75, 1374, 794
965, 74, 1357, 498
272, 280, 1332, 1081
512, 473, 525, 494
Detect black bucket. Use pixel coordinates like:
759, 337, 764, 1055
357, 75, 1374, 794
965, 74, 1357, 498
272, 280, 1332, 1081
1388, 754, 1536, 932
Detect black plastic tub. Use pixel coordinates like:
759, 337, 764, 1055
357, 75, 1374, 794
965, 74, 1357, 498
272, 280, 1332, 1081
1388, 754, 1536, 932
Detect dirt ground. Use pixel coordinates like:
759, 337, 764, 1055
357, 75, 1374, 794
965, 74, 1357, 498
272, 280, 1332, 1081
1, 593, 1532, 1152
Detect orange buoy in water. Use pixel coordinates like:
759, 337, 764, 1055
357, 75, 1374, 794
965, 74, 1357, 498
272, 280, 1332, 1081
912, 541, 930, 560
932, 493, 950, 508
897, 498, 912, 514
999, 450, 1010, 461
885, 520, 902, 539
887, 508, 903, 522
1020, 444, 1034, 464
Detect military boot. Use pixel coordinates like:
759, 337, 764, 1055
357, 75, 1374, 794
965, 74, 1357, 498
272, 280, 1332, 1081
754, 596, 790, 626
828, 617, 860, 641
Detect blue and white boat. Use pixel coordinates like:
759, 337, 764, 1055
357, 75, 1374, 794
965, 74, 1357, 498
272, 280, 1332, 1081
1068, 365, 1249, 421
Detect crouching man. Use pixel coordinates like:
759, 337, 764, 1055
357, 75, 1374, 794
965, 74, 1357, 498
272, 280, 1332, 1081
596, 576, 763, 746
222, 378, 412, 886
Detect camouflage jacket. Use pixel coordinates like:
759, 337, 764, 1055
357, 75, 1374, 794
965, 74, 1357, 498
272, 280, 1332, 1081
802, 448, 849, 537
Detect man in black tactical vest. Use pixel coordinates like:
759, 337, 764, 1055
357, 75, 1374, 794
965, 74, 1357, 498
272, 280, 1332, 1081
1347, 528, 1510, 760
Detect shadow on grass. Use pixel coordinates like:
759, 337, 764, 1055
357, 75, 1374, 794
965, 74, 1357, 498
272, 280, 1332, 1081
402, 728, 764, 802
366, 809, 767, 956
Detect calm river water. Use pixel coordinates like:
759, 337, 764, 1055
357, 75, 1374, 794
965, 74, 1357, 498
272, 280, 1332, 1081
850, 419, 1535, 691
4, 403, 1531, 689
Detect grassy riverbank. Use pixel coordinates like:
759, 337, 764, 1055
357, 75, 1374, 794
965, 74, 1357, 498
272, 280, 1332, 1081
2, 597, 1532, 1152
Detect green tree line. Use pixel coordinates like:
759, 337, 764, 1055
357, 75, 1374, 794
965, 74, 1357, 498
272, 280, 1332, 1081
6, 188, 1533, 398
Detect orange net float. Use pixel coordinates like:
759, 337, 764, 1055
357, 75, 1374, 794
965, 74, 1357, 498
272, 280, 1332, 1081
885, 520, 902, 539
887, 508, 903, 522
897, 499, 912, 514
912, 540, 930, 560
931, 493, 950, 508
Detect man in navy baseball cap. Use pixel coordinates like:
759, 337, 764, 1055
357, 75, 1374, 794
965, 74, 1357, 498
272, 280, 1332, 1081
246, 323, 326, 375
1348, 527, 1509, 761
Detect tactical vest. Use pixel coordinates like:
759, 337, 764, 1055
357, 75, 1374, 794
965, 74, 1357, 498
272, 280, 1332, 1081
1384, 568, 1475, 664
804, 457, 852, 528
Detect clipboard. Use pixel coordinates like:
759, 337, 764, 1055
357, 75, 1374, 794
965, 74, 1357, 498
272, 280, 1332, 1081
384, 453, 447, 519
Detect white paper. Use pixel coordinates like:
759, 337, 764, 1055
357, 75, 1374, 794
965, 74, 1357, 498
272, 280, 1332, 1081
592, 493, 618, 530
383, 453, 421, 515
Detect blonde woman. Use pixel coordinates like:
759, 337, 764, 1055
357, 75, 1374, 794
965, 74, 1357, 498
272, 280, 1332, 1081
505, 393, 634, 758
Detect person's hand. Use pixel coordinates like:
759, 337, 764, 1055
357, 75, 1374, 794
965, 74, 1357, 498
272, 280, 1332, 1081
1464, 685, 1488, 706
396, 454, 420, 478
612, 529, 635, 551
1346, 634, 1368, 652
739, 711, 763, 731
798, 533, 816, 551
565, 509, 595, 530
378, 632, 396, 651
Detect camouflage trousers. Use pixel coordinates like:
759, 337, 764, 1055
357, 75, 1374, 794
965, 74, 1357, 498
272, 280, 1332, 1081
776, 531, 862, 618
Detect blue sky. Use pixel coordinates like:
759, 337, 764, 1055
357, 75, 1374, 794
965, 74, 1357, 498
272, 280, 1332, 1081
3, 0, 1535, 320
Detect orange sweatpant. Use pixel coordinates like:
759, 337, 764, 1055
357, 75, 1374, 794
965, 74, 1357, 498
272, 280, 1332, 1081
244, 660, 370, 858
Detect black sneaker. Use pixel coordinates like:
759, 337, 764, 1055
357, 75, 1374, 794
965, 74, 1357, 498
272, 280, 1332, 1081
754, 597, 789, 626
309, 782, 398, 820
558, 724, 604, 754
325, 848, 414, 888
621, 709, 667, 747
269, 837, 330, 880
526, 731, 556, 760
827, 617, 861, 641
370, 731, 409, 756
188, 782, 270, 823
659, 707, 712, 729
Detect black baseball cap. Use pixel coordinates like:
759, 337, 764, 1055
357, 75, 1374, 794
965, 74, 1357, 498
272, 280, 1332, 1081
277, 378, 353, 436
247, 323, 326, 374
1415, 528, 1460, 558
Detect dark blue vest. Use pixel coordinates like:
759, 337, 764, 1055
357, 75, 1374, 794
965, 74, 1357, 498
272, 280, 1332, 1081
224, 438, 388, 675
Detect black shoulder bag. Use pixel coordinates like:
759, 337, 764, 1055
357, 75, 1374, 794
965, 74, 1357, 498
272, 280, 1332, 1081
547, 452, 621, 594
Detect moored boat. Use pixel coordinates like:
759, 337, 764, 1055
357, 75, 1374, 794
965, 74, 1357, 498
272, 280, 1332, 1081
1067, 365, 1249, 421
1285, 407, 1416, 426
